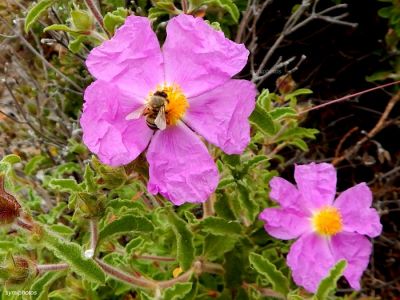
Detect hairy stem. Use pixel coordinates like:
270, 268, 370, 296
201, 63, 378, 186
36, 263, 69, 273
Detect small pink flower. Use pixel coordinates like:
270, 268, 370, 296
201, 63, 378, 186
80, 14, 256, 205
259, 163, 382, 292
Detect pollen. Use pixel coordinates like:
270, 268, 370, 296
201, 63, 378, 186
311, 206, 343, 236
161, 84, 189, 126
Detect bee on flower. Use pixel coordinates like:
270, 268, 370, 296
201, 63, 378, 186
80, 14, 256, 205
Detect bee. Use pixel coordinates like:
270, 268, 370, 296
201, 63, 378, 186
126, 91, 168, 130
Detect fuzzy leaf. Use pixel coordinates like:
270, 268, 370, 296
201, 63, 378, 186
199, 217, 241, 236
249, 252, 290, 296
48, 178, 81, 192
31, 271, 65, 300
98, 215, 154, 244
43, 229, 105, 284
203, 234, 237, 260
201, 0, 240, 22
249, 103, 276, 135
270, 107, 297, 120
163, 282, 193, 300
313, 260, 347, 300
168, 211, 195, 271
25, 0, 53, 33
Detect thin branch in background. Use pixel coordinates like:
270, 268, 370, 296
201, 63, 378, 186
84, 0, 110, 38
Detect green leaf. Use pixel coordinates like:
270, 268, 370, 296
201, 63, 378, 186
270, 107, 297, 120
43, 229, 105, 284
313, 260, 347, 300
48, 178, 81, 193
201, 0, 240, 23
148, 7, 169, 21
43, 24, 80, 33
199, 217, 241, 236
284, 88, 313, 100
98, 215, 154, 244
249, 252, 290, 296
48, 224, 75, 239
289, 138, 309, 151
1, 154, 21, 165
249, 103, 276, 136
68, 35, 86, 53
378, 6, 392, 18
83, 164, 96, 193
103, 7, 127, 34
168, 211, 195, 271
24, 155, 48, 175
25, 0, 53, 33
163, 282, 193, 300
70, 10, 93, 31
203, 234, 237, 260
277, 127, 319, 142
31, 271, 65, 300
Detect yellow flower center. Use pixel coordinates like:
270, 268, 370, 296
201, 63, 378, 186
159, 84, 189, 126
311, 206, 343, 236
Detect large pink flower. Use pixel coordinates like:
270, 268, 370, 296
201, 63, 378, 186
259, 163, 382, 292
80, 14, 256, 205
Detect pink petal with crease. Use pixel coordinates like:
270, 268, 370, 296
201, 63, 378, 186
162, 14, 249, 97
331, 232, 372, 290
146, 122, 218, 205
259, 207, 310, 240
80, 81, 153, 166
334, 183, 382, 237
86, 16, 163, 98
287, 233, 336, 293
184, 79, 256, 154
294, 163, 337, 210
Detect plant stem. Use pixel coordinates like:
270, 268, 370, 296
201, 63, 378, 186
16, 218, 33, 231
84, 0, 110, 38
133, 254, 175, 262
36, 263, 69, 273
203, 194, 215, 218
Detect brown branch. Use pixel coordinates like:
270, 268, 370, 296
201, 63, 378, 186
332, 90, 400, 166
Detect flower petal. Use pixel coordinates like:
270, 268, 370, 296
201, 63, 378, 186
86, 16, 163, 98
334, 183, 382, 238
146, 123, 219, 205
162, 14, 249, 98
259, 208, 310, 240
184, 79, 256, 154
80, 80, 153, 166
331, 232, 372, 290
269, 177, 308, 212
294, 163, 337, 210
287, 233, 336, 293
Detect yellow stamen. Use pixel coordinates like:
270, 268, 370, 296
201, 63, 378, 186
159, 84, 189, 126
172, 267, 183, 278
311, 206, 343, 236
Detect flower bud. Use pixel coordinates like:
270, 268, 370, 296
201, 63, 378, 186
0, 256, 36, 286
0, 175, 21, 226
276, 74, 297, 95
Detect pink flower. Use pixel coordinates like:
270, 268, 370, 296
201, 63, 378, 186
80, 14, 256, 205
259, 163, 382, 292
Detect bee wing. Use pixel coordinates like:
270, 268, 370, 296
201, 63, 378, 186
125, 106, 144, 120
154, 106, 167, 130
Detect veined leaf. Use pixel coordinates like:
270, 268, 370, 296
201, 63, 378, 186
43, 229, 105, 284
249, 252, 290, 296
31, 271, 65, 300
201, 0, 240, 23
25, 0, 53, 33
203, 234, 237, 260
48, 178, 81, 193
163, 282, 193, 300
168, 211, 195, 271
98, 215, 154, 244
249, 103, 276, 136
313, 260, 347, 300
284, 88, 313, 100
199, 216, 241, 236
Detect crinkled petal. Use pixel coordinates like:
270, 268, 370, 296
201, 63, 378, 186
287, 233, 336, 293
331, 232, 372, 290
294, 163, 337, 210
86, 16, 163, 98
259, 208, 310, 240
162, 14, 249, 97
146, 122, 219, 205
269, 177, 309, 213
334, 183, 382, 238
80, 80, 153, 166
184, 80, 256, 154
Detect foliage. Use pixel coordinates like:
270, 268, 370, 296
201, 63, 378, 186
0, 0, 374, 299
